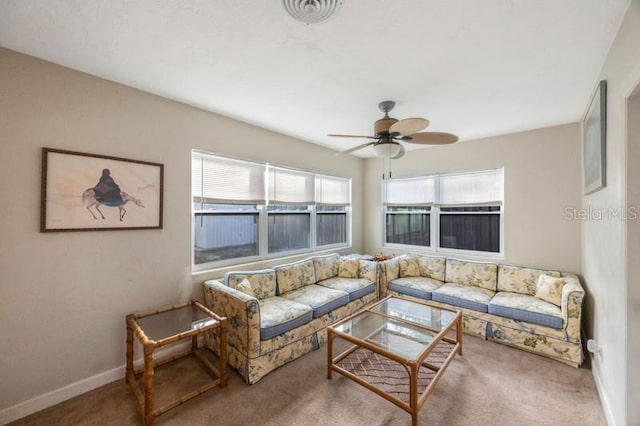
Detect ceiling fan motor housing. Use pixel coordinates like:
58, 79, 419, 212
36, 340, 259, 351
374, 117, 398, 136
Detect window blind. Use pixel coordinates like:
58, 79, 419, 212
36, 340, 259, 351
192, 152, 266, 205
383, 176, 435, 206
267, 166, 315, 205
316, 175, 351, 206
438, 168, 504, 205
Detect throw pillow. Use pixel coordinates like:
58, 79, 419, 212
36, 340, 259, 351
398, 256, 420, 277
535, 274, 566, 307
338, 258, 360, 278
235, 278, 256, 298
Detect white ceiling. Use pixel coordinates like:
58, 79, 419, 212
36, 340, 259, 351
0, 0, 630, 157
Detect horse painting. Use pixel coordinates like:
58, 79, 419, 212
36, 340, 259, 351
82, 188, 144, 221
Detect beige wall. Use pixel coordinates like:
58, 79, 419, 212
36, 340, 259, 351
363, 124, 582, 273
627, 90, 640, 426
581, 2, 640, 425
0, 47, 364, 412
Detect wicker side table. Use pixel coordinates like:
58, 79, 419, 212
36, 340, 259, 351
126, 300, 227, 425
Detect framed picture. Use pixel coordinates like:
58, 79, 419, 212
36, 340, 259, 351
583, 80, 607, 195
41, 148, 164, 232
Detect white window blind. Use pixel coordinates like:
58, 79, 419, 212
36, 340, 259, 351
192, 152, 266, 205
438, 168, 504, 205
316, 175, 351, 206
383, 176, 435, 206
267, 166, 315, 205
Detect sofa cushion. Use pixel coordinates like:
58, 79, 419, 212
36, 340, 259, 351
258, 297, 314, 340
488, 292, 563, 329
417, 256, 446, 281
280, 284, 350, 318
498, 265, 562, 296
535, 275, 566, 307
225, 269, 277, 300
388, 277, 444, 300
317, 277, 376, 301
338, 258, 360, 278
398, 256, 421, 277
275, 260, 317, 294
432, 283, 495, 313
445, 260, 498, 291
235, 279, 256, 298
313, 254, 340, 281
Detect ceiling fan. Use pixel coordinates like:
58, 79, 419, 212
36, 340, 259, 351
329, 100, 458, 159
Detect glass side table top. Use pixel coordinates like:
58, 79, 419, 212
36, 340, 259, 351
135, 304, 218, 342
370, 297, 457, 332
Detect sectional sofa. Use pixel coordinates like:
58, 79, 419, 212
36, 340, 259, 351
379, 255, 585, 367
202, 254, 378, 384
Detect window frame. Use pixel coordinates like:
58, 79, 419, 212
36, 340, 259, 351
382, 169, 504, 258
192, 151, 351, 271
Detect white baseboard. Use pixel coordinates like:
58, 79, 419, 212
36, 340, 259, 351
0, 365, 124, 425
0, 341, 192, 425
591, 356, 617, 426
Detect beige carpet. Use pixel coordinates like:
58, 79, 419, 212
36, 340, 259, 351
10, 336, 605, 426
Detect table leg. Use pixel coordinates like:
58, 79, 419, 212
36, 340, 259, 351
126, 317, 133, 384
410, 363, 419, 426
219, 320, 228, 387
327, 330, 334, 380
143, 343, 155, 426
457, 315, 463, 356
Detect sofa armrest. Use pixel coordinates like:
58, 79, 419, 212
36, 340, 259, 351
378, 257, 401, 297
560, 274, 585, 343
203, 279, 261, 359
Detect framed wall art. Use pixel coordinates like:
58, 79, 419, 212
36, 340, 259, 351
583, 80, 607, 195
41, 148, 164, 232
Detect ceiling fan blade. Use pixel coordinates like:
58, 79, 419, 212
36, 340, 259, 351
339, 142, 375, 154
328, 134, 377, 139
391, 143, 406, 159
389, 118, 430, 136
407, 132, 459, 145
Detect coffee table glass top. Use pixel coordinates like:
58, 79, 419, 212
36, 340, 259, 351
332, 297, 459, 360
136, 304, 217, 341
370, 297, 457, 332
333, 311, 439, 360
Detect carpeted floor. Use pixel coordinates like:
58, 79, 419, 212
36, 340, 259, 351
10, 336, 606, 426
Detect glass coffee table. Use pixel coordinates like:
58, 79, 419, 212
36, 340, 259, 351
126, 301, 227, 425
327, 296, 462, 426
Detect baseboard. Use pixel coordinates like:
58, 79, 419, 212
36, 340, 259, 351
591, 356, 617, 426
0, 365, 124, 425
0, 341, 192, 425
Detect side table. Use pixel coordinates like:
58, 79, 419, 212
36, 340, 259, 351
126, 300, 227, 425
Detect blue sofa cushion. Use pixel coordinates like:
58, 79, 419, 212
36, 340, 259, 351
317, 277, 376, 301
280, 284, 350, 318
432, 283, 495, 313
258, 297, 313, 340
388, 276, 444, 300
488, 292, 563, 329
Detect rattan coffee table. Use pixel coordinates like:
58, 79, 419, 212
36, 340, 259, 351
327, 296, 462, 426
126, 301, 227, 425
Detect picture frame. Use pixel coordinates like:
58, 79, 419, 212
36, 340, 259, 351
583, 80, 607, 195
41, 148, 164, 232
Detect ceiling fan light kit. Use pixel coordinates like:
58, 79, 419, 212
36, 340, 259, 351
329, 100, 459, 159
373, 142, 401, 158
283, 0, 343, 24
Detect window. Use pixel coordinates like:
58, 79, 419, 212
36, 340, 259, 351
316, 175, 350, 247
383, 169, 504, 255
192, 151, 351, 269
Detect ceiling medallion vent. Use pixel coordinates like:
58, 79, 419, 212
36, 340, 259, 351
283, 0, 343, 24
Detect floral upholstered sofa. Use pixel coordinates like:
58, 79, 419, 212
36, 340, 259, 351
202, 254, 378, 384
379, 255, 585, 367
